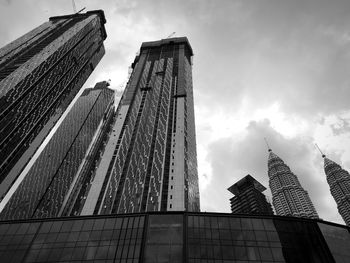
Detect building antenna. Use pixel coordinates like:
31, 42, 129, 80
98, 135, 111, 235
71, 0, 77, 13
315, 143, 326, 158
264, 137, 272, 152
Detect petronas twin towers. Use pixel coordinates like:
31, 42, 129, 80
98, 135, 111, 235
267, 148, 319, 219
266, 146, 350, 226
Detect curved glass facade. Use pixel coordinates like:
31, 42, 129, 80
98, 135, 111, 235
0, 212, 348, 262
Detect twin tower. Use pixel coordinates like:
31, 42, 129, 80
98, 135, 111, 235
230, 147, 350, 226
0, 10, 200, 220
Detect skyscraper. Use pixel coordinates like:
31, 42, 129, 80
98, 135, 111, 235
79, 37, 200, 215
228, 174, 273, 215
321, 154, 350, 226
267, 149, 319, 219
0, 82, 114, 220
0, 10, 107, 201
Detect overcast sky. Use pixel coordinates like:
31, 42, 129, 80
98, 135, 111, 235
1, 0, 350, 224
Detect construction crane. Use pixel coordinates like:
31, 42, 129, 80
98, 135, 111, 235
167, 32, 176, 38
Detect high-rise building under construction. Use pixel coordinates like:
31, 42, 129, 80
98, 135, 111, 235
79, 37, 200, 215
0, 10, 107, 202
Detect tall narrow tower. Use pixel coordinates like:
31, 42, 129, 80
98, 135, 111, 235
321, 154, 350, 226
80, 37, 200, 215
0, 10, 107, 201
0, 82, 114, 220
267, 148, 319, 219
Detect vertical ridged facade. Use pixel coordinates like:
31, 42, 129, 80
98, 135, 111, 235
0, 10, 107, 201
228, 174, 274, 215
0, 83, 114, 220
81, 37, 200, 215
323, 156, 350, 226
268, 149, 319, 219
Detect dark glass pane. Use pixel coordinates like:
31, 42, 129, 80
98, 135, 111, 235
139, 216, 145, 228
219, 229, 231, 240
56, 232, 69, 242
229, 217, 241, 230
213, 245, 222, 259
115, 218, 123, 229
205, 228, 211, 239
101, 230, 113, 240
193, 216, 199, 228
104, 218, 116, 230
241, 218, 253, 230
267, 231, 280, 242
84, 246, 98, 260
263, 219, 276, 231
50, 221, 63, 233
128, 244, 135, 258
242, 230, 255, 241
78, 231, 90, 242
7, 224, 20, 234
33, 233, 46, 244
271, 247, 285, 261
247, 246, 260, 260
90, 231, 102, 241
17, 223, 30, 235
127, 217, 135, 229
259, 247, 273, 261
189, 244, 200, 258
27, 223, 40, 234
170, 244, 182, 262
108, 245, 117, 259
71, 247, 86, 260
255, 230, 267, 241
0, 224, 8, 235
222, 246, 234, 260
133, 217, 140, 229
122, 218, 129, 229
95, 246, 109, 260
217, 217, 229, 229
234, 246, 247, 260
93, 219, 105, 230
25, 249, 40, 262
251, 219, 264, 230
36, 248, 50, 261
112, 229, 121, 240
82, 219, 95, 231
45, 232, 58, 243
198, 217, 204, 228
318, 222, 350, 262
61, 220, 74, 232
188, 216, 194, 228
40, 222, 53, 234
72, 220, 84, 232
231, 230, 243, 240
67, 231, 79, 242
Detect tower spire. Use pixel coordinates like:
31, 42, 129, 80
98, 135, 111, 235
264, 137, 272, 152
315, 143, 326, 158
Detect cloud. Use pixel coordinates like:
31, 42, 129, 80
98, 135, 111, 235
1, 0, 350, 225
200, 119, 344, 224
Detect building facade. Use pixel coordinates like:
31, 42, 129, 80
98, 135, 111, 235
268, 149, 319, 219
228, 174, 274, 215
322, 155, 350, 226
0, 82, 114, 220
0, 211, 349, 263
79, 37, 200, 215
0, 10, 107, 202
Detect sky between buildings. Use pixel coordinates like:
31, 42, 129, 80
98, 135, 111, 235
1, 0, 350, 224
